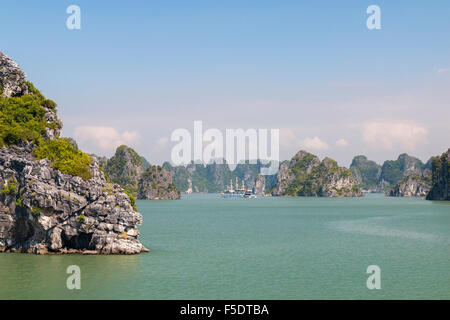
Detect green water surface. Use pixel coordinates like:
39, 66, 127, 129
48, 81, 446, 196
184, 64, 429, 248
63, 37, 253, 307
0, 193, 449, 299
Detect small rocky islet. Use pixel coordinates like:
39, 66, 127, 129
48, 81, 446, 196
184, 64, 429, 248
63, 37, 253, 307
349, 152, 448, 199
271, 150, 362, 197
102, 145, 181, 200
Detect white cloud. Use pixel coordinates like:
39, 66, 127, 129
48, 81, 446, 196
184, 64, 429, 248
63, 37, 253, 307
279, 128, 330, 157
335, 138, 348, 147
361, 121, 428, 151
74, 126, 141, 152
300, 136, 329, 150
437, 68, 450, 74
154, 137, 169, 150
279, 128, 299, 150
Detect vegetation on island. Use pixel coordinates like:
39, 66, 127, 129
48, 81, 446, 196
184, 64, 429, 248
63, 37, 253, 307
350, 155, 381, 190
0, 81, 54, 147
1, 178, 18, 195
34, 138, 92, 181
351, 153, 433, 193
0, 82, 92, 180
124, 191, 137, 211
271, 150, 361, 197
283, 153, 358, 196
426, 149, 450, 200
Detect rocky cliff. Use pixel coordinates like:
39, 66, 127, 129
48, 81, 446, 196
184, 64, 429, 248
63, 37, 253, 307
0, 52, 147, 254
0, 52, 29, 97
138, 165, 181, 200
426, 148, 450, 201
387, 174, 432, 197
105, 145, 145, 196
379, 153, 426, 190
350, 153, 432, 193
350, 155, 382, 192
253, 174, 266, 195
105, 145, 180, 200
272, 150, 362, 197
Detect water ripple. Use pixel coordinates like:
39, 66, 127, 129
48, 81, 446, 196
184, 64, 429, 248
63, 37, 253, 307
329, 217, 447, 242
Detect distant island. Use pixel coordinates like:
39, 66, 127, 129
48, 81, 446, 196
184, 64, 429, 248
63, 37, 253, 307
100, 145, 180, 200
161, 150, 448, 200
271, 150, 362, 197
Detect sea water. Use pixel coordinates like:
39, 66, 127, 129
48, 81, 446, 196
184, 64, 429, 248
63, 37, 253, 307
0, 193, 449, 299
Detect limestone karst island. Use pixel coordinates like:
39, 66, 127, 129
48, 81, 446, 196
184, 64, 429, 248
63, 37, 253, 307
0, 52, 150, 254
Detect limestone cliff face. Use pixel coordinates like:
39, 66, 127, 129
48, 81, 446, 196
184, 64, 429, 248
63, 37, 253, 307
426, 148, 450, 201
0, 52, 29, 97
271, 161, 297, 196
0, 52, 146, 254
379, 154, 426, 191
350, 155, 382, 192
253, 174, 266, 195
0, 146, 146, 254
138, 165, 181, 200
272, 150, 362, 197
105, 145, 144, 196
387, 174, 432, 197
350, 153, 432, 193
106, 146, 180, 200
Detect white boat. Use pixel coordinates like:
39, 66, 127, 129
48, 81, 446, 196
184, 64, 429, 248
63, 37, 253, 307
221, 178, 257, 198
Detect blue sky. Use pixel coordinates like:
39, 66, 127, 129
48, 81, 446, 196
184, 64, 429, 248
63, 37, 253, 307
1, 1, 449, 165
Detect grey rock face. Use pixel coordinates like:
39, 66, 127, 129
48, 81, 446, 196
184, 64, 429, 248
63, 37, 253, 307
387, 174, 432, 197
253, 174, 266, 195
105, 145, 145, 196
0, 145, 147, 254
271, 162, 296, 196
350, 153, 433, 193
138, 165, 181, 200
43, 105, 63, 140
0, 52, 29, 97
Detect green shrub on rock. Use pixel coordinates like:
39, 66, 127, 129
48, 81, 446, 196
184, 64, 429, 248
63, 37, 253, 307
30, 206, 41, 217
34, 138, 92, 181
0, 82, 50, 148
124, 191, 137, 211
1, 178, 18, 195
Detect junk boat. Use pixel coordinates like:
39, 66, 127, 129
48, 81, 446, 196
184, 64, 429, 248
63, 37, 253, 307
222, 178, 256, 198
